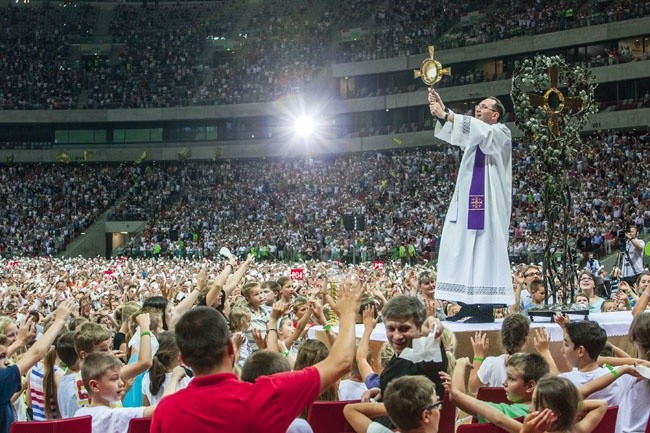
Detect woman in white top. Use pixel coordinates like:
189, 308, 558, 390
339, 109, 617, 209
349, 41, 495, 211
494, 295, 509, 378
141, 331, 190, 406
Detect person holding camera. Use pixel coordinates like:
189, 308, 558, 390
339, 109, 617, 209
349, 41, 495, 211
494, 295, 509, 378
584, 252, 601, 275
621, 223, 645, 285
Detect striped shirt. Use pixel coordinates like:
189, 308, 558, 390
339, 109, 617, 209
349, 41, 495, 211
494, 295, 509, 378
29, 363, 60, 421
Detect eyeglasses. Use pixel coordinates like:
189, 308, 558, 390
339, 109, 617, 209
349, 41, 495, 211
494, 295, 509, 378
475, 104, 497, 112
524, 271, 542, 277
425, 400, 443, 412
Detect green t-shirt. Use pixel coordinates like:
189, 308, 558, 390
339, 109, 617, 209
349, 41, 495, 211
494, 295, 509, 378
476, 402, 530, 424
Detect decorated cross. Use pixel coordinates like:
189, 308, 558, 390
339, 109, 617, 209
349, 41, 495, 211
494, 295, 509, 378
525, 66, 584, 136
470, 196, 484, 209
511, 54, 599, 312
414, 45, 451, 87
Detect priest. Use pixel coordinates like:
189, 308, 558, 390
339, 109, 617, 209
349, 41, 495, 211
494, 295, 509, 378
427, 88, 514, 322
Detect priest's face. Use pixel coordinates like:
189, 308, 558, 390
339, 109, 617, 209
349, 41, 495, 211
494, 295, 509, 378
475, 98, 500, 125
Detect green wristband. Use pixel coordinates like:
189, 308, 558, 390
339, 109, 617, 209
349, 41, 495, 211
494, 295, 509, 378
323, 324, 332, 332
604, 364, 620, 379
140, 331, 152, 338
473, 356, 485, 363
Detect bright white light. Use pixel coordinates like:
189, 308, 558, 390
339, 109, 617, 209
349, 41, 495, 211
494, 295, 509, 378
294, 115, 316, 137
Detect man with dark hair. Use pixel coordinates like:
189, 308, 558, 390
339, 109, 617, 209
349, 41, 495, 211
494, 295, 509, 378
428, 89, 514, 322
362, 296, 447, 411
151, 276, 363, 433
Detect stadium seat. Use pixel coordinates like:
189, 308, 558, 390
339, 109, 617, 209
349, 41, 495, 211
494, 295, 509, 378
438, 390, 457, 433
458, 422, 511, 433
127, 417, 153, 433
591, 406, 618, 433
307, 400, 359, 433
10, 416, 92, 433
476, 387, 509, 405
471, 387, 510, 423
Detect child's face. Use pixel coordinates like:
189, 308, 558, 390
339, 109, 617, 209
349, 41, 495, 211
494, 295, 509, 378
281, 281, 294, 298
260, 288, 274, 306
502, 366, 532, 403
575, 295, 589, 306
638, 275, 650, 292
3, 324, 18, 345
245, 287, 264, 309
531, 288, 546, 303
0, 345, 9, 368
384, 317, 420, 355
279, 320, 295, 339
602, 302, 616, 313
239, 317, 251, 332
294, 303, 309, 320
561, 331, 580, 368
92, 338, 113, 354
91, 367, 124, 404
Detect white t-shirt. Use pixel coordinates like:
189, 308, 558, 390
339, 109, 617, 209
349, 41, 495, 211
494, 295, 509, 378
338, 379, 367, 401
367, 421, 393, 433
141, 371, 191, 406
614, 375, 650, 433
477, 354, 508, 387
57, 373, 79, 418
74, 405, 144, 433
287, 418, 314, 433
559, 367, 621, 405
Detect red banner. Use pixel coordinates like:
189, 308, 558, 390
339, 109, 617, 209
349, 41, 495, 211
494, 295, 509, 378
290, 268, 304, 280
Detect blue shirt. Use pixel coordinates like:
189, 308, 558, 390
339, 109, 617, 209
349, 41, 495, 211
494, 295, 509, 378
1, 365, 21, 433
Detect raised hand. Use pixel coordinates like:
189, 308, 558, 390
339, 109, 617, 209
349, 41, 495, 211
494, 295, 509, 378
521, 409, 558, 433
533, 328, 550, 353
271, 301, 292, 320
362, 304, 378, 331
251, 329, 267, 350
471, 331, 489, 359
135, 312, 151, 331
54, 298, 75, 323
231, 332, 247, 351
197, 266, 208, 292
160, 280, 172, 300
170, 365, 187, 381
553, 312, 570, 329
16, 315, 37, 346
333, 273, 363, 317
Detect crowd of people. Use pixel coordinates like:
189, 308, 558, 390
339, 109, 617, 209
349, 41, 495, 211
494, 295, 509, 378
0, 249, 648, 432
0, 0, 648, 109
0, 130, 648, 263
0, 4, 95, 110
84, 129, 650, 266
0, 164, 129, 257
